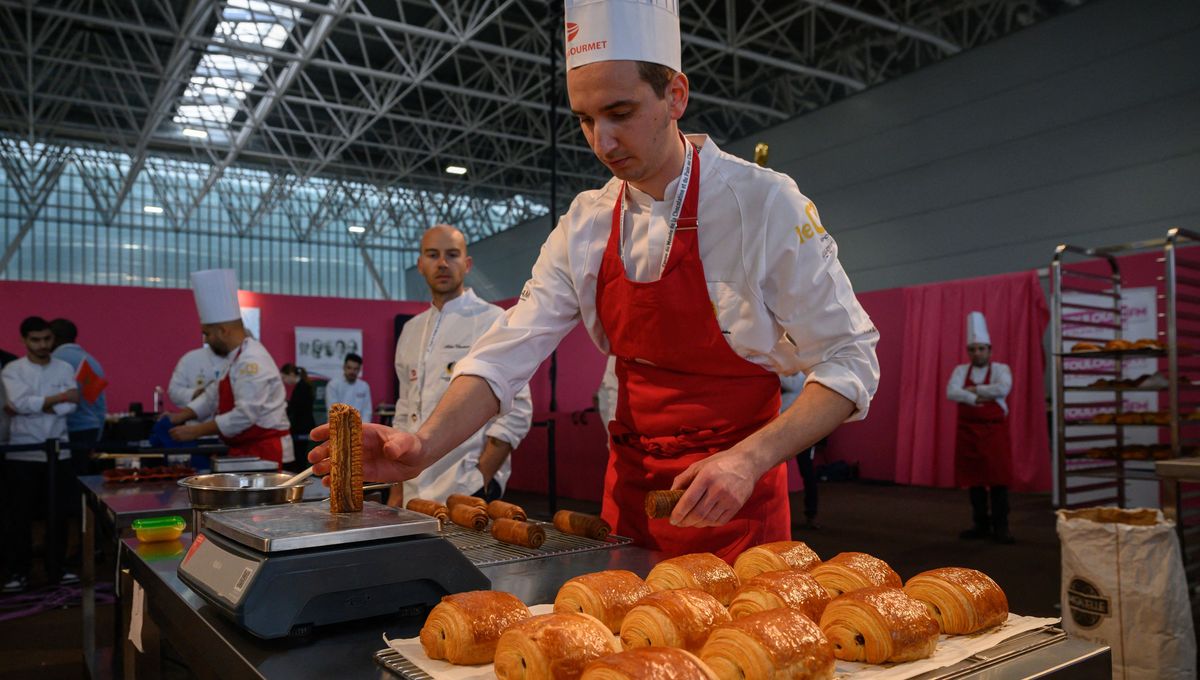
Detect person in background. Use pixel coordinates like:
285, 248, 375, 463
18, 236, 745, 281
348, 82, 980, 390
325, 353, 373, 423
946, 311, 1014, 544
780, 373, 819, 530
49, 318, 107, 474
168, 344, 229, 414
167, 270, 293, 467
387, 224, 533, 506
1, 316, 79, 591
281, 363, 315, 470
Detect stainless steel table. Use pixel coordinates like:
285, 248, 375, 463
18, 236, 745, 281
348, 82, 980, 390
117, 532, 1111, 680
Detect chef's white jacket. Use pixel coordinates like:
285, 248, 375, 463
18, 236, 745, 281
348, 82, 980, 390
947, 362, 1012, 416
2, 356, 77, 460
325, 375, 373, 423
454, 134, 880, 421
394, 289, 533, 501
188, 338, 292, 461
169, 346, 228, 412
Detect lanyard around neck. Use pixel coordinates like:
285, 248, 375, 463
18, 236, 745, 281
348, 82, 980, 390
616, 135, 696, 278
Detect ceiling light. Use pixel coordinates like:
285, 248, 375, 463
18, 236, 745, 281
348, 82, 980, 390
145, 276, 163, 283
143, 205, 164, 214
292, 256, 311, 263
348, 225, 366, 234
445, 165, 467, 176
181, 128, 208, 139
121, 243, 143, 250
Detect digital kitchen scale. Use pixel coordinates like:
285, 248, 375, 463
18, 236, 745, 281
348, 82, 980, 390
178, 501, 490, 639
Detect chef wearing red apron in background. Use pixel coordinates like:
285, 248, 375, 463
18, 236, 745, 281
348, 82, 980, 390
168, 269, 294, 468
946, 311, 1014, 544
309, 0, 879, 561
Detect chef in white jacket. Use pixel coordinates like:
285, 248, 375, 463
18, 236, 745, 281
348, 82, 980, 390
168, 345, 229, 412
389, 225, 532, 504
324, 352, 374, 423
167, 270, 293, 466
312, 0, 877, 559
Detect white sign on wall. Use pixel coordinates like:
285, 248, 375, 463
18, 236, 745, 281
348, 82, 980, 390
295, 326, 364, 380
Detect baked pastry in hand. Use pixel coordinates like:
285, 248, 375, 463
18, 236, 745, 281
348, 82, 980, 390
555, 570, 653, 633
419, 590, 531, 665
728, 569, 831, 622
620, 589, 731, 653
819, 587, 939, 664
327, 403, 363, 513
903, 567, 1008, 634
646, 553, 740, 606
733, 541, 820, 582
701, 608, 835, 680
581, 647, 718, 680
810, 552, 901, 598
493, 612, 619, 680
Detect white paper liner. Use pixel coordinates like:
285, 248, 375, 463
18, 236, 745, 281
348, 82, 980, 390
384, 607, 1058, 679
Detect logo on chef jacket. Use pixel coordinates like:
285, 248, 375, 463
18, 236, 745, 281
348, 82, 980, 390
446, 362, 455, 375
1066, 577, 1110, 629
566, 21, 580, 42
409, 368, 418, 382
238, 362, 259, 376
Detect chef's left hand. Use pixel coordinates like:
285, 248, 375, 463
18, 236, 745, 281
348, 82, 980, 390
169, 424, 203, 442
669, 447, 765, 528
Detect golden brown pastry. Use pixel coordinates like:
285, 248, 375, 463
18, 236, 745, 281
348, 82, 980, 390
406, 498, 450, 523
450, 503, 489, 530
645, 490, 685, 519
581, 647, 718, 680
488, 500, 528, 521
819, 587, 939, 664
733, 541, 821, 582
904, 567, 1008, 634
494, 612, 619, 680
554, 510, 612, 540
620, 589, 731, 653
555, 570, 653, 633
1071, 342, 1101, 352
1133, 338, 1161, 349
646, 553, 740, 606
327, 403, 363, 513
701, 608, 835, 680
492, 518, 546, 548
1091, 413, 1116, 425
810, 552, 901, 598
1115, 412, 1143, 425
728, 570, 831, 622
419, 590, 531, 665
447, 493, 487, 510
1104, 339, 1135, 351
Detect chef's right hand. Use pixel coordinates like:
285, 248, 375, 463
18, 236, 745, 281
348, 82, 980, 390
307, 422, 428, 485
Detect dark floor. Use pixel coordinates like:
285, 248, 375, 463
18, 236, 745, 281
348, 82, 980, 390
0, 481, 1062, 678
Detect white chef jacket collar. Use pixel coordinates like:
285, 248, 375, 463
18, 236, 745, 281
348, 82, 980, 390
435, 287, 480, 315
623, 133, 715, 208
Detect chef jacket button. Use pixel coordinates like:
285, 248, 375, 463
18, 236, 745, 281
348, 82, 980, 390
411, 414, 418, 422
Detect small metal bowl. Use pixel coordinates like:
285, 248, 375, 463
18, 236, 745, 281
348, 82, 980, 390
178, 472, 308, 511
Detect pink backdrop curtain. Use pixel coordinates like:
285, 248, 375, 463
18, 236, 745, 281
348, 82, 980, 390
894, 271, 1052, 492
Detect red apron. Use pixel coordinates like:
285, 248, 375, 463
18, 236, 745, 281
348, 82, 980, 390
216, 347, 290, 467
954, 364, 1012, 486
595, 140, 790, 562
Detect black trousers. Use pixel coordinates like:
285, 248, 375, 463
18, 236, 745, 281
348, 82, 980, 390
68, 428, 100, 478
969, 486, 1010, 534
3, 458, 74, 581
796, 448, 818, 519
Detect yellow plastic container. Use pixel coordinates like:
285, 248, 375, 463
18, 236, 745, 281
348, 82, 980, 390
132, 516, 186, 543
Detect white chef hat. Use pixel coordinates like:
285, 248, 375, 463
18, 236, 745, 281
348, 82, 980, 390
191, 269, 241, 325
564, 0, 681, 72
966, 311, 991, 345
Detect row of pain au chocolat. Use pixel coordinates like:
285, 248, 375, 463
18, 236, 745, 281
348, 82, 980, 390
418, 541, 1009, 679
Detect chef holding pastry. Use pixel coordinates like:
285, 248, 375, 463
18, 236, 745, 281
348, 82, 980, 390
167, 269, 294, 467
309, 0, 878, 560
945, 312, 1014, 544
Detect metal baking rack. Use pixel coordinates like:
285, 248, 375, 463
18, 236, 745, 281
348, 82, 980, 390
440, 520, 632, 567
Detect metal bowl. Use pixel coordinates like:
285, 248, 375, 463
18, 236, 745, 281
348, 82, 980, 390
178, 472, 308, 511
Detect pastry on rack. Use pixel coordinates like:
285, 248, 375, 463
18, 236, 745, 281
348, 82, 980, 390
406, 498, 450, 523
1104, 339, 1135, 351
1090, 412, 1116, 425
581, 647, 718, 680
727, 569, 831, 622
450, 503, 489, 530
488, 499, 528, 521
419, 590, 531, 665
646, 553, 740, 606
700, 608, 835, 680
620, 589, 731, 653
903, 567, 1008, 634
818, 587, 939, 664
1115, 412, 1144, 425
327, 403, 363, 513
1133, 338, 1162, 350
493, 612, 619, 680
1070, 342, 1102, 352
809, 552, 901, 598
554, 510, 612, 540
733, 541, 820, 582
492, 518, 546, 548
446, 493, 487, 510
555, 570, 653, 633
